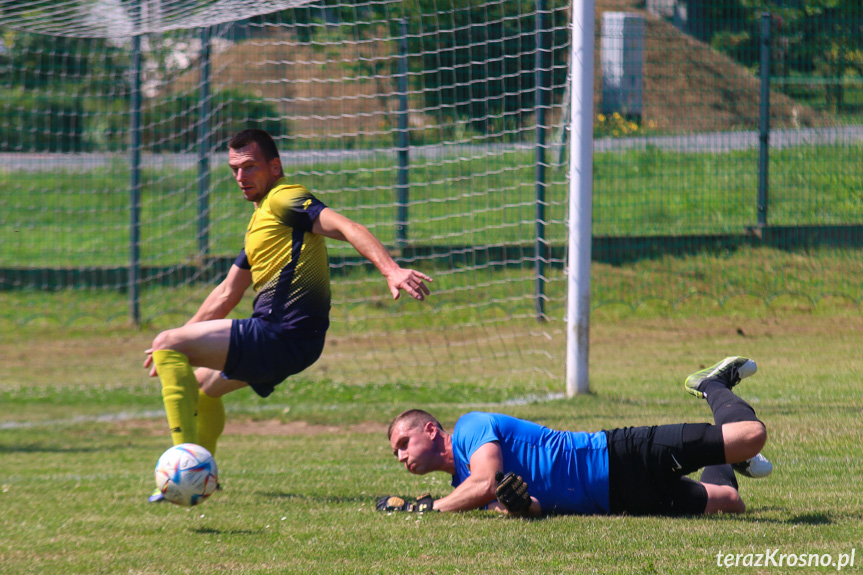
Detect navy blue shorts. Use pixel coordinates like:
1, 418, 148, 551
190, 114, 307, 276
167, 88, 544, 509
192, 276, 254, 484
222, 317, 326, 398
604, 423, 725, 516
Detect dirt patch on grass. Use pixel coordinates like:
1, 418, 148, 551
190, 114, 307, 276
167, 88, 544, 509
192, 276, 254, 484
227, 419, 385, 437
108, 417, 385, 438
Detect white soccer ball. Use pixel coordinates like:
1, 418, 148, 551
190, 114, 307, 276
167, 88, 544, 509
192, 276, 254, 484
154, 443, 219, 507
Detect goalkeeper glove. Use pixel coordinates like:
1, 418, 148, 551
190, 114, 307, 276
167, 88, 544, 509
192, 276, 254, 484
376, 493, 436, 512
495, 471, 531, 514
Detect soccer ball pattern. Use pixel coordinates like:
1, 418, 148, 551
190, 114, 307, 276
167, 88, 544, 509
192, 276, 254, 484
154, 443, 219, 507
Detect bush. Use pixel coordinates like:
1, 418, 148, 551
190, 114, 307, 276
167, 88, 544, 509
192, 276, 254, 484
0, 89, 86, 152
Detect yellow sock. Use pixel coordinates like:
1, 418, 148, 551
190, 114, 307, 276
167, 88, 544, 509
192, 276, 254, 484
153, 349, 199, 446
196, 389, 225, 456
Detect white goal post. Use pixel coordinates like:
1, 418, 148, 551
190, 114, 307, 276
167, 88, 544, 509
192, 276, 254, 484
567, 0, 595, 396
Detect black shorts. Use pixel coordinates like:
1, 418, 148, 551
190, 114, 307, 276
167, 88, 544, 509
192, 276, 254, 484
604, 423, 725, 516
222, 317, 326, 398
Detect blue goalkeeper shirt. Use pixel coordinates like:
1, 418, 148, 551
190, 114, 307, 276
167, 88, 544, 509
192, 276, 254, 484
451, 412, 610, 514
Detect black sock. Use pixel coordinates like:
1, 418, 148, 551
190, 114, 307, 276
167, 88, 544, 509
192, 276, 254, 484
700, 464, 739, 489
702, 380, 760, 426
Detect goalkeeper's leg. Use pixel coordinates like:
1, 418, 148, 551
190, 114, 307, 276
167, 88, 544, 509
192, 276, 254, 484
684, 357, 767, 464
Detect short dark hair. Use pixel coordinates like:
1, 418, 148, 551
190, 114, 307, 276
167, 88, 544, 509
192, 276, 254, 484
228, 129, 280, 162
387, 409, 444, 440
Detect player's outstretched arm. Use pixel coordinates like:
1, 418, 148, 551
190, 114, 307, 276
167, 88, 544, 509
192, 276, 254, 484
432, 442, 502, 512
312, 208, 432, 301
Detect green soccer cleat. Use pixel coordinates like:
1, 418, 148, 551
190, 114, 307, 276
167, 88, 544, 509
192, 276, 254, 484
684, 356, 757, 399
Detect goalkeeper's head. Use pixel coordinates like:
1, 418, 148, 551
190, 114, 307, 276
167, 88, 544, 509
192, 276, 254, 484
387, 409, 443, 441
387, 409, 453, 476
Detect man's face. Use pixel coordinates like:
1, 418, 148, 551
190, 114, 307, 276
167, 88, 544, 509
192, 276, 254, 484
228, 142, 281, 203
389, 420, 438, 475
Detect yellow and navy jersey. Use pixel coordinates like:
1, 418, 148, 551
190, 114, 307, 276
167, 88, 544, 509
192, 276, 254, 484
233, 180, 331, 333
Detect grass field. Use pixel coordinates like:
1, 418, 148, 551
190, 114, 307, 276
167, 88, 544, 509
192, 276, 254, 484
3, 139, 862, 573
2, 309, 862, 574
3, 144, 862, 267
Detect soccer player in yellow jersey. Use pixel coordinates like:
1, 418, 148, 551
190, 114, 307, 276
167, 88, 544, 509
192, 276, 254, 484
144, 129, 432, 502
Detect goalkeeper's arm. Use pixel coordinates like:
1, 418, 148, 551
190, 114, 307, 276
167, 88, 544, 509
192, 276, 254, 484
377, 494, 435, 512
377, 442, 502, 511
430, 442, 501, 511
376, 441, 542, 515
491, 471, 543, 517
378, 442, 502, 512
488, 498, 542, 517
422, 442, 541, 515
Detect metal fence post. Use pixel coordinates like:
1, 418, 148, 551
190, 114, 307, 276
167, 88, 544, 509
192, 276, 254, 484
197, 26, 212, 257
535, 0, 550, 321
396, 18, 410, 250
758, 12, 771, 228
129, 32, 142, 325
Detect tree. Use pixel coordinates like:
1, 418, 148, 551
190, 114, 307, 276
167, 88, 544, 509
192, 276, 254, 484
797, 1, 863, 112
0, 30, 127, 91
740, 0, 863, 112
692, 0, 862, 114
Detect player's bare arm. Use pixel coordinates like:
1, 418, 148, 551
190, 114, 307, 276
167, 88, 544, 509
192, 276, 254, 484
490, 472, 543, 517
185, 264, 252, 325
488, 497, 543, 517
144, 265, 252, 376
311, 207, 432, 301
433, 442, 502, 512
436, 441, 543, 516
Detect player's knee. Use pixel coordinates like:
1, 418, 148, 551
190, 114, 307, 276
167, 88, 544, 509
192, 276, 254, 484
742, 422, 767, 459
199, 379, 224, 398
720, 489, 745, 514
197, 368, 245, 397
726, 421, 767, 461
704, 484, 745, 514
151, 329, 177, 352
199, 384, 216, 397
751, 422, 767, 451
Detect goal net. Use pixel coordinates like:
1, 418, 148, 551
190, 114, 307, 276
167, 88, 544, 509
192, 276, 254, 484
1, 0, 572, 389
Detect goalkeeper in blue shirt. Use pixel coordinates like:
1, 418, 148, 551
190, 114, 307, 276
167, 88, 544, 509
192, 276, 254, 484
379, 357, 772, 516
